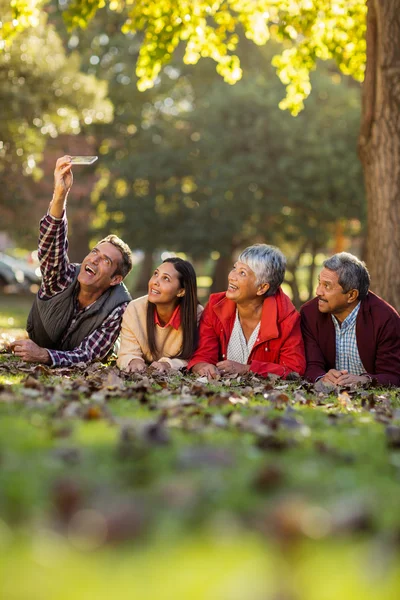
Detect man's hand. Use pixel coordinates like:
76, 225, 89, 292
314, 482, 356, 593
336, 373, 370, 386
217, 360, 250, 376
54, 156, 73, 196
9, 339, 50, 364
321, 369, 348, 385
49, 156, 74, 218
192, 362, 220, 380
150, 361, 171, 373
125, 358, 146, 373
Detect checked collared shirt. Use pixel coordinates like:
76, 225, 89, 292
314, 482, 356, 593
37, 212, 128, 367
332, 302, 366, 375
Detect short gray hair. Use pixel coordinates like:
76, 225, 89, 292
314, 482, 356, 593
238, 244, 286, 296
323, 252, 370, 300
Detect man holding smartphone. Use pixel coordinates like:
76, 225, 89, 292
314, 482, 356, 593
10, 156, 133, 367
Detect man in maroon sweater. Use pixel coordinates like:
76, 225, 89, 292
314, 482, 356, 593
300, 252, 400, 387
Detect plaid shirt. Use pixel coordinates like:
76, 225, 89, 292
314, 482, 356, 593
37, 212, 128, 367
332, 302, 365, 375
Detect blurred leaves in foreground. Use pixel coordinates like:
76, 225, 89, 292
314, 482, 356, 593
0, 352, 400, 597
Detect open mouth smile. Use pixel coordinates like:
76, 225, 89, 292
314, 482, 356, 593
85, 265, 97, 276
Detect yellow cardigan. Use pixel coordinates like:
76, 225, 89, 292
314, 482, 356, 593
117, 295, 203, 370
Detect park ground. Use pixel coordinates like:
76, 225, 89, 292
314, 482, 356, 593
0, 294, 400, 600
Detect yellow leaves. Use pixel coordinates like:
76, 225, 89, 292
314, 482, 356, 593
118, 0, 366, 113
0, 0, 42, 49
92, 201, 109, 230
133, 178, 149, 197
240, 11, 270, 46
216, 54, 242, 84
2, 0, 368, 116
114, 179, 129, 199
181, 177, 197, 194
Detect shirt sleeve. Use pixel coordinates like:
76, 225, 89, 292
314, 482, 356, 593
37, 212, 76, 299
47, 304, 126, 367
187, 302, 221, 369
158, 356, 188, 370
116, 304, 146, 370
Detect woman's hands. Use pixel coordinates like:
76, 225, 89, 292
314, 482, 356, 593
150, 361, 171, 373
125, 359, 173, 374
216, 360, 250, 376
125, 358, 146, 373
192, 362, 220, 379
192, 360, 250, 379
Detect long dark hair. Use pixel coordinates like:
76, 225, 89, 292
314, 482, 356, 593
146, 257, 199, 360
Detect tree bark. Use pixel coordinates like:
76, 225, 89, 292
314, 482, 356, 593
359, 0, 400, 310
210, 254, 233, 294
135, 249, 154, 295
286, 267, 301, 309
307, 241, 318, 302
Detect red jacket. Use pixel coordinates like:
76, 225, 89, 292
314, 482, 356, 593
300, 292, 400, 386
188, 289, 305, 378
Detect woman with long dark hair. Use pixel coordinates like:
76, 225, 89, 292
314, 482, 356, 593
117, 257, 202, 373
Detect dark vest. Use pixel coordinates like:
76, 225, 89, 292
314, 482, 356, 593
26, 264, 131, 350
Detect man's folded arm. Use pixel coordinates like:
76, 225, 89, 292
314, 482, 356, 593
300, 310, 327, 382
367, 314, 400, 386
48, 304, 125, 367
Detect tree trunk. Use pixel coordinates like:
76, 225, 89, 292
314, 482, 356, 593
286, 267, 301, 309
210, 254, 232, 294
135, 249, 154, 295
307, 241, 318, 302
359, 0, 400, 310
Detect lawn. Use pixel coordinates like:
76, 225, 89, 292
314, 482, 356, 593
0, 297, 400, 599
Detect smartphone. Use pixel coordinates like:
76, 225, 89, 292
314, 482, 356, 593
70, 156, 98, 165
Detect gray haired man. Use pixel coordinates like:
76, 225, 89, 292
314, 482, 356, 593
301, 252, 400, 386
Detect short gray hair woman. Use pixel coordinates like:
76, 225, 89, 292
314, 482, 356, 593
237, 244, 287, 295
189, 242, 305, 380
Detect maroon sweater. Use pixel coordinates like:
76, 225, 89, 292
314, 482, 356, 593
300, 292, 400, 386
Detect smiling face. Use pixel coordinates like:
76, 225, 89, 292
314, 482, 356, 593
316, 267, 359, 321
148, 262, 184, 307
226, 261, 269, 304
78, 242, 123, 293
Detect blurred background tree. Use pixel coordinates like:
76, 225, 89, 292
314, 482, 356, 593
0, 3, 112, 248
1, 1, 375, 308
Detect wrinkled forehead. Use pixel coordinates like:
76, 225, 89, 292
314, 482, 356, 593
319, 267, 341, 285
234, 260, 256, 276
96, 241, 123, 263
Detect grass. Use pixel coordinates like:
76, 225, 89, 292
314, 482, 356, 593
0, 294, 32, 330
1, 298, 400, 599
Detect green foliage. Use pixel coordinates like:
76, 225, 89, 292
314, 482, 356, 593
2, 1, 367, 114
0, 9, 113, 242
0, 0, 43, 48
74, 15, 363, 268
63, 0, 367, 114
